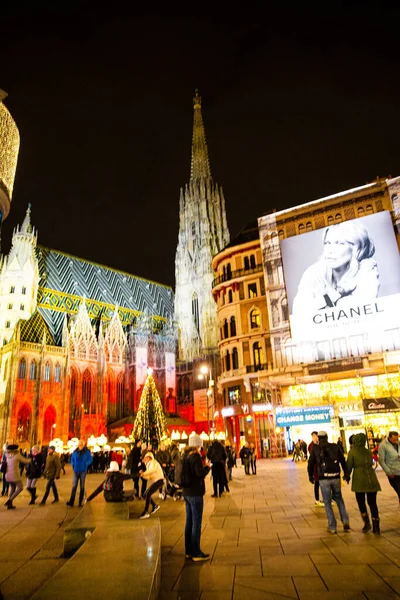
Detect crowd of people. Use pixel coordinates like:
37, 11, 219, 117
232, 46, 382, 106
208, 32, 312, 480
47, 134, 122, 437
307, 429, 400, 535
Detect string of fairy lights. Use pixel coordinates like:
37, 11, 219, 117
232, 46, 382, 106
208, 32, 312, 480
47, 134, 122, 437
133, 368, 167, 445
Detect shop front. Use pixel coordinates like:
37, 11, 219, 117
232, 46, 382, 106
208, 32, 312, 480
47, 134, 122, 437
336, 400, 365, 453
363, 397, 400, 448
275, 405, 335, 453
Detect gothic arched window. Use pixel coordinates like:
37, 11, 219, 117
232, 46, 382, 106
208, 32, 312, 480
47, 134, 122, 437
82, 370, 92, 413
29, 360, 37, 380
44, 362, 51, 382
116, 373, 124, 420
228, 289, 233, 303
223, 319, 229, 339
357, 207, 365, 217
54, 363, 61, 383
281, 298, 289, 322
232, 347, 239, 370
244, 256, 250, 270
192, 293, 199, 332
335, 213, 342, 223
366, 204, 374, 215
298, 224, 305, 234
18, 358, 26, 380
306, 222, 313, 231
327, 215, 334, 225
225, 351, 231, 372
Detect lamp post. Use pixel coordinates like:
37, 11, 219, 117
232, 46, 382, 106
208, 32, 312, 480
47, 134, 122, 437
198, 365, 214, 438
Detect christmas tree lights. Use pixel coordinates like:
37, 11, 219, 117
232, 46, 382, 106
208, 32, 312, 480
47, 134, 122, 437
133, 371, 167, 445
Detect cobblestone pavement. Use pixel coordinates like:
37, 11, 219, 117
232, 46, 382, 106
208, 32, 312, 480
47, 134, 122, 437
1, 459, 400, 599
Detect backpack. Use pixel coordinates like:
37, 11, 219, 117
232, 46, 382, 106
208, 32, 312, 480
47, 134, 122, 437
317, 445, 340, 478
102, 477, 113, 491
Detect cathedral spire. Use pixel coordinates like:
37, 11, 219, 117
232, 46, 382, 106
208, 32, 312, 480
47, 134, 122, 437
190, 90, 211, 181
21, 203, 33, 234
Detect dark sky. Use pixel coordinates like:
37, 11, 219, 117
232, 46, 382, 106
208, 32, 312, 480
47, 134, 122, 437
2, 3, 400, 288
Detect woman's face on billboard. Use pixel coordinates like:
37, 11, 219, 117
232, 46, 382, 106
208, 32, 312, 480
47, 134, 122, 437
323, 228, 354, 269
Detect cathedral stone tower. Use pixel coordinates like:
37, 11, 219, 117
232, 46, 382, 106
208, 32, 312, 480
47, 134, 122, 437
175, 91, 229, 361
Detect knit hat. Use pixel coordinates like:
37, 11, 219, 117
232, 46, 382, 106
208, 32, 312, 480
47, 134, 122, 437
189, 433, 202, 448
317, 431, 328, 438
107, 461, 120, 472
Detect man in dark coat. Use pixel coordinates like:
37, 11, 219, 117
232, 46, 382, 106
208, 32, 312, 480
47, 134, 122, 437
207, 440, 227, 498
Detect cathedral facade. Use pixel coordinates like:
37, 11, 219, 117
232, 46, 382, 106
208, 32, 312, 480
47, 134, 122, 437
0, 208, 176, 447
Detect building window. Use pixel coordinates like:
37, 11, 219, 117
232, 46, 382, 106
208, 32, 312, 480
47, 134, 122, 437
5, 321, 10, 328
327, 215, 334, 225
298, 224, 305, 234
29, 360, 37, 380
281, 298, 289, 322
253, 341, 264, 369
18, 358, 27, 380
44, 362, 51, 382
223, 263, 232, 280
22, 286, 26, 295
230, 316, 236, 337
191, 222, 196, 237
225, 351, 231, 371
82, 370, 92, 413
117, 373, 124, 419
228, 289, 233, 303
335, 213, 342, 223
248, 283, 257, 298
10, 286, 15, 294
232, 347, 239, 370
54, 363, 61, 383
244, 256, 250, 270
357, 207, 365, 217
7, 304, 12, 310
228, 385, 241, 405
366, 204, 374, 215
252, 383, 267, 403
306, 222, 313, 231
250, 254, 256, 269
20, 304, 25, 311
266, 263, 274, 285
192, 293, 199, 332
250, 308, 261, 329
278, 230, 284, 240
223, 319, 229, 339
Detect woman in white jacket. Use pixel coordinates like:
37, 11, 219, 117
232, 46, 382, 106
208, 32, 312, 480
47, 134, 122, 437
138, 452, 164, 519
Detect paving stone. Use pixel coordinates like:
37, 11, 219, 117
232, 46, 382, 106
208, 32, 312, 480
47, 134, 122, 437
173, 565, 235, 591
234, 575, 297, 599
383, 577, 400, 595
280, 538, 329, 554
293, 576, 327, 592
298, 593, 366, 600
318, 564, 388, 591
371, 563, 400, 577
262, 555, 318, 577
329, 546, 390, 564
235, 565, 263, 577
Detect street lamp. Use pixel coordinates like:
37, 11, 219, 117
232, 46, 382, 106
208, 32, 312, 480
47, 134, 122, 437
198, 364, 214, 437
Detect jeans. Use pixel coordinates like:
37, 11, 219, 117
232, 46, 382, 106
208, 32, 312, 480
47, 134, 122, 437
355, 491, 379, 519
42, 478, 59, 503
184, 496, 204, 557
212, 463, 225, 496
250, 457, 256, 474
69, 471, 87, 505
243, 458, 250, 475
319, 478, 349, 531
388, 475, 400, 501
143, 479, 164, 513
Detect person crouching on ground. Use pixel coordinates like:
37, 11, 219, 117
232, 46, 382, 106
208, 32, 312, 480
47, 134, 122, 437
103, 461, 133, 502
346, 433, 381, 534
138, 452, 164, 519
182, 433, 211, 562
3, 444, 31, 510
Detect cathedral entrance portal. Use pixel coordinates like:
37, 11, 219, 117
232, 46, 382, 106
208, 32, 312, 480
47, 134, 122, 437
16, 403, 32, 444
43, 405, 56, 444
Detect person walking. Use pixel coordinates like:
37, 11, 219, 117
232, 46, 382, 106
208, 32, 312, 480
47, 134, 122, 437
1, 444, 9, 497
3, 444, 31, 509
40, 446, 61, 505
26, 445, 43, 505
138, 452, 164, 519
182, 433, 211, 562
239, 442, 251, 475
347, 433, 381, 534
378, 431, 400, 503
308, 432, 324, 507
207, 440, 227, 498
249, 443, 257, 474
66, 439, 93, 507
308, 431, 350, 534
225, 443, 235, 481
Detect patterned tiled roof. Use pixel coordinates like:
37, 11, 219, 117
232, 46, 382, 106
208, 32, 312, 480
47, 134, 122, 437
20, 310, 55, 345
35, 246, 174, 345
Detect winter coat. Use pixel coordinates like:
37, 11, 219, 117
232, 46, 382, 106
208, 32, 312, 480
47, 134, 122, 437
141, 457, 164, 485
44, 452, 61, 480
128, 447, 142, 475
5, 449, 31, 483
155, 449, 171, 467
378, 437, 400, 477
346, 433, 381, 493
307, 442, 319, 481
71, 447, 93, 473
26, 453, 44, 479
239, 446, 251, 461
104, 471, 132, 502
307, 439, 348, 481
207, 442, 227, 464
182, 451, 211, 497
226, 447, 235, 468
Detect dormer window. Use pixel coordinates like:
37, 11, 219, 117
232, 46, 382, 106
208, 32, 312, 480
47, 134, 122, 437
20, 304, 25, 311
5, 321, 10, 328
22, 287, 26, 295
10, 286, 15, 294
7, 304, 12, 310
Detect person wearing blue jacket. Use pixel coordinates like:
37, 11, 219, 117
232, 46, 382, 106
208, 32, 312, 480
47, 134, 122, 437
66, 439, 93, 507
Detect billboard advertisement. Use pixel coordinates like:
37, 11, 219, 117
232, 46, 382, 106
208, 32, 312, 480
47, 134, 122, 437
194, 389, 212, 423
275, 405, 334, 427
280, 211, 400, 344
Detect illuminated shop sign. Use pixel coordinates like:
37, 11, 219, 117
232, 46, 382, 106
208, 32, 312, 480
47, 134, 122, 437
221, 407, 235, 417
308, 358, 363, 376
252, 403, 273, 413
362, 397, 400, 413
279, 211, 400, 347
276, 405, 334, 427
337, 401, 363, 414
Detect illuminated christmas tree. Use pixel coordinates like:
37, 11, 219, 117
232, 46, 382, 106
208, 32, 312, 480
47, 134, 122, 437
133, 369, 167, 445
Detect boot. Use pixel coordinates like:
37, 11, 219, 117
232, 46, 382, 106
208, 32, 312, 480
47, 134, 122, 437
361, 512, 371, 532
372, 518, 380, 535
28, 488, 36, 505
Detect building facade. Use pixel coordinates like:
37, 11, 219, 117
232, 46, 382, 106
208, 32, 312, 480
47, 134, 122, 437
257, 176, 400, 452
0, 208, 176, 447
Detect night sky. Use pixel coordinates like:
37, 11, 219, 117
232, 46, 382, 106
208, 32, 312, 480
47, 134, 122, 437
2, 3, 400, 288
